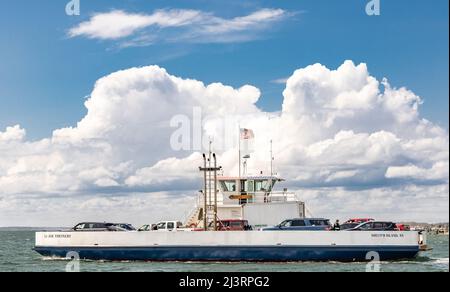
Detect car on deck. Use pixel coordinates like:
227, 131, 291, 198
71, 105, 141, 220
214, 219, 252, 231
72, 222, 136, 232
340, 218, 375, 230
262, 218, 331, 231
347, 221, 397, 231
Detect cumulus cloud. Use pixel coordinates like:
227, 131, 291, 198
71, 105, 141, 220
68, 8, 290, 46
0, 61, 448, 225
0, 125, 26, 142
386, 161, 449, 181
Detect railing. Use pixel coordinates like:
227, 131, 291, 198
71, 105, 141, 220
195, 191, 300, 207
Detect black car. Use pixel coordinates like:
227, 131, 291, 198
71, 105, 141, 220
349, 221, 397, 231
339, 223, 361, 230
262, 218, 331, 231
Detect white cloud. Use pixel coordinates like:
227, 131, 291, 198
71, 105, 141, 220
0, 125, 26, 142
68, 10, 204, 40
202, 8, 286, 34
386, 161, 449, 181
0, 61, 448, 225
68, 8, 290, 46
270, 78, 289, 84
125, 153, 203, 187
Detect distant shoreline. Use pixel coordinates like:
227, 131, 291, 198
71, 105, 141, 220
0, 227, 68, 231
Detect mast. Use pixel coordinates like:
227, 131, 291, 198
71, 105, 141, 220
238, 125, 241, 196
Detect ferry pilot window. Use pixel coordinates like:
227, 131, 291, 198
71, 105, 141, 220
247, 180, 255, 192
256, 180, 270, 192
177, 222, 183, 228
241, 180, 254, 192
167, 222, 174, 230
221, 181, 236, 192
255, 180, 269, 192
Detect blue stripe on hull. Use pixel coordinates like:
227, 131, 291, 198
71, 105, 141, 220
34, 246, 419, 262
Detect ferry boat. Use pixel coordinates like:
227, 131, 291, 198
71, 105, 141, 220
34, 145, 427, 262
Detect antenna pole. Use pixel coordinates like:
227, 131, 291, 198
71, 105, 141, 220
213, 153, 218, 231
238, 126, 241, 178
238, 125, 241, 195
202, 153, 207, 231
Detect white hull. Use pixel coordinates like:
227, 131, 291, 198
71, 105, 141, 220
34, 230, 422, 262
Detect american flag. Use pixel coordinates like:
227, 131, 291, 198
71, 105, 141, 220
240, 128, 254, 140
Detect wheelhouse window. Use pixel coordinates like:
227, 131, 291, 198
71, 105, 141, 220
221, 180, 237, 192
255, 180, 274, 192
240, 179, 276, 193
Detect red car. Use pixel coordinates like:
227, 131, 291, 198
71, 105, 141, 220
395, 224, 410, 231
216, 219, 252, 231
192, 220, 252, 231
345, 218, 375, 224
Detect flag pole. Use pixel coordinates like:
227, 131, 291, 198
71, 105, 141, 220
238, 124, 241, 195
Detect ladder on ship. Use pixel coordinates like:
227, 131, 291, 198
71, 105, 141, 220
199, 151, 222, 231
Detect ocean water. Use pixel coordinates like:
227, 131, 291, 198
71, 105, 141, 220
0, 230, 448, 272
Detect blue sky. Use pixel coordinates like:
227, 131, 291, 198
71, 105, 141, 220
0, 0, 448, 140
